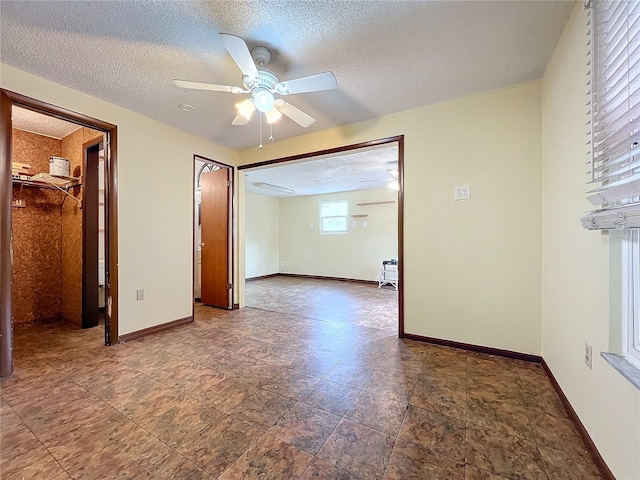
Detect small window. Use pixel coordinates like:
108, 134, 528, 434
623, 229, 640, 370
320, 200, 348, 234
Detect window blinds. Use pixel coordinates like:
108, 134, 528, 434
582, 0, 640, 230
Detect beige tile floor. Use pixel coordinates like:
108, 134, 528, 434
1, 279, 601, 479
245, 276, 398, 331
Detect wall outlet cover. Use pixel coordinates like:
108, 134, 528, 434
136, 289, 144, 301
454, 185, 471, 201
584, 343, 593, 369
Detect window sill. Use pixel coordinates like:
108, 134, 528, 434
601, 352, 640, 391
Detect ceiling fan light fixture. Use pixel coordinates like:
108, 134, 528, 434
265, 108, 282, 124
252, 87, 275, 113
235, 98, 255, 120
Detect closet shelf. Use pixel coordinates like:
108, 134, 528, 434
12, 175, 82, 191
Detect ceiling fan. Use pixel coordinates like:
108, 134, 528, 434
173, 33, 337, 132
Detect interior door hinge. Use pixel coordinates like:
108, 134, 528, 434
227, 283, 232, 290
227, 180, 231, 187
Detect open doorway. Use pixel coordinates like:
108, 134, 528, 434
0, 90, 118, 378
193, 155, 234, 312
240, 136, 404, 336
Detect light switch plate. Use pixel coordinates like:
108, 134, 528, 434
454, 185, 471, 201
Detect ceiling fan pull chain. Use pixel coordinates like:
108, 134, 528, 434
259, 112, 264, 149
269, 123, 274, 142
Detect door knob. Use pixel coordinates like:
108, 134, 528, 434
200, 242, 205, 248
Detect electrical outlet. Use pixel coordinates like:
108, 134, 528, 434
279, 261, 284, 267
136, 289, 144, 301
286, 261, 291, 267
362, 221, 367, 227
12, 199, 25, 208
352, 221, 357, 227
584, 343, 593, 369
454, 185, 471, 201
309, 223, 313, 229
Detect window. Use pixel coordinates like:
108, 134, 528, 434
587, 0, 640, 383
623, 229, 640, 369
320, 200, 348, 234
582, 0, 640, 229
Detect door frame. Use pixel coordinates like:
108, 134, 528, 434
0, 89, 119, 378
192, 155, 235, 317
238, 135, 405, 337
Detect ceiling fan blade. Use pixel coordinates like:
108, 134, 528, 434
173, 79, 245, 93
219, 33, 259, 82
232, 102, 256, 125
277, 72, 337, 95
275, 99, 316, 127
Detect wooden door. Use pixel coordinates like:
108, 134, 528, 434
200, 168, 231, 308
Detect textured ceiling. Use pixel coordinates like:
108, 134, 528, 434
12, 106, 82, 139
0, 1, 573, 150
245, 144, 398, 197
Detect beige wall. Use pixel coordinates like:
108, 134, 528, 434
245, 192, 280, 278
541, 4, 640, 478
278, 188, 398, 281
239, 80, 543, 355
1, 64, 237, 336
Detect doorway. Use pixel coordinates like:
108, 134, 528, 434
238, 135, 404, 338
82, 140, 104, 329
0, 90, 119, 378
193, 155, 234, 311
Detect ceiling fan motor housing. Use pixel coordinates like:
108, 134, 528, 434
251, 46, 271, 66
243, 68, 281, 99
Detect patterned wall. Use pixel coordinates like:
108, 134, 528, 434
60, 127, 103, 326
11, 130, 63, 325
12, 127, 103, 327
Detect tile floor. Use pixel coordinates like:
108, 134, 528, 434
1, 279, 601, 479
245, 276, 398, 331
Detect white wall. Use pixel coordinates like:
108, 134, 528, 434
245, 192, 280, 278
238, 80, 543, 355
279, 188, 398, 281
541, 4, 640, 479
0, 64, 238, 336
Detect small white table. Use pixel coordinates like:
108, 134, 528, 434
378, 262, 398, 290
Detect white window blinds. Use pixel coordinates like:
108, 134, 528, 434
582, 0, 640, 230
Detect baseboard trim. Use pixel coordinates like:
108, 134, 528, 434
119, 316, 193, 343
245, 273, 280, 281
277, 273, 378, 286
541, 360, 615, 480
403, 333, 542, 363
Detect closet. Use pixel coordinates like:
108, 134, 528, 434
11, 106, 104, 329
